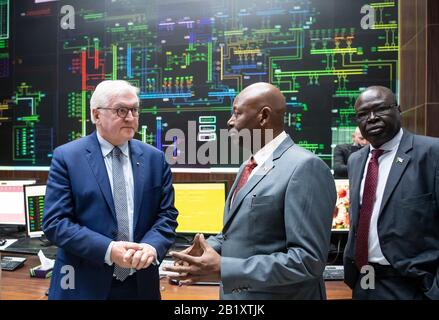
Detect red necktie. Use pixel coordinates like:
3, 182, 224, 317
355, 149, 385, 270
233, 157, 257, 200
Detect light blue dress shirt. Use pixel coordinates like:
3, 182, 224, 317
96, 132, 156, 273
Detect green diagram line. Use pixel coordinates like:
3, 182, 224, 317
16, 115, 39, 122
207, 41, 212, 82
274, 68, 365, 78
253, 28, 280, 34
83, 13, 104, 20
311, 48, 358, 55
140, 106, 231, 114
269, 29, 304, 83
370, 2, 395, 9
377, 46, 398, 52
341, 54, 396, 87
112, 44, 117, 80
0, 0, 9, 40
141, 125, 148, 143
372, 23, 397, 30
224, 30, 243, 36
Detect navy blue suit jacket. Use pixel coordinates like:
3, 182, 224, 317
43, 132, 178, 299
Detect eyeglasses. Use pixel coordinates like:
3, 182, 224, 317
355, 104, 398, 123
97, 106, 140, 118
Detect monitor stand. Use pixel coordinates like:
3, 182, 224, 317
0, 226, 26, 239
38, 235, 52, 247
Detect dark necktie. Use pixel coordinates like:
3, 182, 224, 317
112, 147, 130, 281
233, 157, 257, 201
355, 149, 385, 270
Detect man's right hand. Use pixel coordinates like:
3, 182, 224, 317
172, 233, 204, 267
110, 241, 143, 268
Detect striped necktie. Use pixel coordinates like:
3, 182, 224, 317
112, 146, 130, 281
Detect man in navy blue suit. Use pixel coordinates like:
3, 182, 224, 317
43, 80, 178, 299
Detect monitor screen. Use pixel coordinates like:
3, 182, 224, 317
24, 184, 46, 238
0, 180, 37, 225
332, 179, 350, 232
174, 182, 226, 234
0, 0, 398, 170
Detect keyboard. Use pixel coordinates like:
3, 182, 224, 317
3, 237, 57, 259
323, 265, 344, 280
1, 256, 27, 271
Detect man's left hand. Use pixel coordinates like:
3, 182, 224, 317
123, 244, 157, 270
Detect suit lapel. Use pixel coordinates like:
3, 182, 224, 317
223, 165, 244, 223
85, 132, 116, 219
379, 130, 413, 214
223, 137, 294, 231
224, 162, 274, 229
350, 146, 369, 228
129, 140, 146, 233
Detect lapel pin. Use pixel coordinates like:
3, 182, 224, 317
136, 162, 140, 166
396, 157, 404, 164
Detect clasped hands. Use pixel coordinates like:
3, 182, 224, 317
110, 241, 157, 270
162, 233, 221, 285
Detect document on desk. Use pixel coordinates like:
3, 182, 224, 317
0, 239, 18, 251
159, 259, 179, 277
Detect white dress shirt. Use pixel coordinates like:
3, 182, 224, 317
250, 131, 288, 180
359, 128, 403, 265
231, 131, 288, 206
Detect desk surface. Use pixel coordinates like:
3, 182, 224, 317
0, 254, 351, 300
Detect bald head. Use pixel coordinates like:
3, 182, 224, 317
236, 82, 286, 130
356, 86, 397, 110
227, 82, 287, 150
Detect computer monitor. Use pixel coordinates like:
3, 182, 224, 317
173, 182, 226, 235
0, 180, 37, 225
332, 179, 350, 232
24, 184, 46, 238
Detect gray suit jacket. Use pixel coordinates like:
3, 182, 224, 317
344, 129, 439, 299
208, 136, 336, 299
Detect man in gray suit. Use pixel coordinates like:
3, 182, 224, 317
344, 86, 439, 299
164, 82, 336, 299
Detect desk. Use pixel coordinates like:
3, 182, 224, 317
0, 254, 351, 300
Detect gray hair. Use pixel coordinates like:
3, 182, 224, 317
90, 80, 140, 123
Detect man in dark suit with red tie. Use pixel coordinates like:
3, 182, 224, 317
344, 86, 439, 299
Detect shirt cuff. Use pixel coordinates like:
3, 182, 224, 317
105, 241, 115, 266
141, 243, 159, 266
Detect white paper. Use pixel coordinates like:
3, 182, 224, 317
37, 250, 55, 270
0, 239, 18, 250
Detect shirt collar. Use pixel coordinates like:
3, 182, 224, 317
96, 131, 130, 158
253, 131, 288, 166
369, 128, 403, 153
